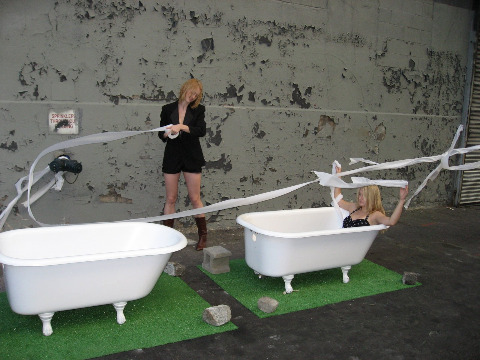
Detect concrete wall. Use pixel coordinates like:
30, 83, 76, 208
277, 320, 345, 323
0, 0, 475, 231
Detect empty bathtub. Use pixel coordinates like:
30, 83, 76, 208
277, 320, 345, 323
0, 222, 187, 336
236, 207, 387, 293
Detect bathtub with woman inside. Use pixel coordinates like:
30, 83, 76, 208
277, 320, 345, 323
237, 207, 387, 294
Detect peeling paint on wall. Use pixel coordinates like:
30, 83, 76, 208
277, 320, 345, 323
0, 0, 473, 230
99, 187, 133, 204
206, 154, 232, 173
316, 115, 336, 138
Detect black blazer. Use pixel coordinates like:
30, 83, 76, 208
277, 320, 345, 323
158, 101, 206, 171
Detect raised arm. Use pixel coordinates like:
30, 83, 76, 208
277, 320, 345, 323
334, 165, 357, 213
371, 185, 408, 226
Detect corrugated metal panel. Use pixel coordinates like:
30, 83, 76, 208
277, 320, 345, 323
459, 29, 480, 205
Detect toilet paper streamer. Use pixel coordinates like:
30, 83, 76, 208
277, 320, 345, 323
0, 124, 479, 230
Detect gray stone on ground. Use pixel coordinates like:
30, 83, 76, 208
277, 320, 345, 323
402, 272, 420, 285
202, 305, 231, 326
258, 297, 279, 313
202, 246, 232, 274
163, 262, 186, 277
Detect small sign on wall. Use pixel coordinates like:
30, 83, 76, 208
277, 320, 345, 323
48, 109, 79, 134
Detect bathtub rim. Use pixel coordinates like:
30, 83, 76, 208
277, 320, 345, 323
236, 208, 388, 238
0, 221, 187, 267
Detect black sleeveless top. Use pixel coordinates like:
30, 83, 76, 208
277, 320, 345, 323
343, 207, 370, 228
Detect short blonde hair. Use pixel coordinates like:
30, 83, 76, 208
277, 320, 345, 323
178, 79, 203, 109
357, 185, 386, 215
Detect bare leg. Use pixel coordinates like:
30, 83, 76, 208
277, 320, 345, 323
183, 172, 204, 217
184, 172, 207, 250
163, 173, 181, 215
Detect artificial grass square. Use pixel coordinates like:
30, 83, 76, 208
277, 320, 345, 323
201, 259, 420, 318
0, 274, 237, 360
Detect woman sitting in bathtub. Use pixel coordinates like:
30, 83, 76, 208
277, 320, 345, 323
334, 165, 408, 228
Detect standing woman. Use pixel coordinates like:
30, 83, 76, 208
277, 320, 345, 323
158, 79, 208, 250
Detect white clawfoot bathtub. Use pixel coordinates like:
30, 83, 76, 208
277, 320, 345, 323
0, 222, 186, 336
236, 207, 387, 294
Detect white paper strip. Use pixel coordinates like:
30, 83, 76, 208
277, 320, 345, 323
1, 124, 479, 231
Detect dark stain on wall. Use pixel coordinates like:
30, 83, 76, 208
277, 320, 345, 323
217, 84, 243, 103
106, 86, 176, 104
206, 110, 233, 147
0, 141, 18, 151
290, 83, 311, 109
74, 1, 146, 24
380, 46, 464, 116
229, 19, 323, 47
17, 62, 48, 100
206, 126, 222, 147
382, 68, 403, 94
198, 38, 215, 63
409, 59, 415, 71
0, 195, 8, 211
331, 32, 367, 47
257, 35, 272, 46
159, 6, 223, 30
201, 37, 214, 52
251, 175, 264, 185
424, 50, 464, 115
252, 122, 266, 139
189, 11, 199, 25
420, 138, 437, 156
413, 132, 440, 157
396, 166, 418, 181
205, 154, 232, 173
107, 94, 128, 105
17, 58, 83, 101
263, 156, 277, 173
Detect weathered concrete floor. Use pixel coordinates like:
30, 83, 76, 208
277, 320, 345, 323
2, 206, 480, 359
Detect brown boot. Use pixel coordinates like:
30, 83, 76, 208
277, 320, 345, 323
162, 219, 174, 228
195, 217, 207, 251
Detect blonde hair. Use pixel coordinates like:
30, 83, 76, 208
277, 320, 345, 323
357, 185, 386, 215
178, 79, 203, 109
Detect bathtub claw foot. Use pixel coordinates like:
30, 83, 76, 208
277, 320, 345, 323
39, 312, 55, 336
282, 275, 295, 294
341, 266, 351, 284
113, 302, 127, 324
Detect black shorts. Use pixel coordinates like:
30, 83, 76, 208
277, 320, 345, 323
162, 162, 202, 174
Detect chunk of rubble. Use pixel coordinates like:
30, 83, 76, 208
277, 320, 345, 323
203, 305, 231, 326
402, 272, 420, 285
163, 262, 186, 277
258, 297, 279, 313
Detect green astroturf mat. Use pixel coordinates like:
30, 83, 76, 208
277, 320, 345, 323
0, 274, 237, 360
201, 259, 421, 318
